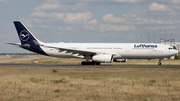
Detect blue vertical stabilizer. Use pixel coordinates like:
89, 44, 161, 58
13, 21, 47, 55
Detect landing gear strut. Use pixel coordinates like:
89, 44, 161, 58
158, 59, 162, 66
81, 56, 101, 65
81, 61, 101, 65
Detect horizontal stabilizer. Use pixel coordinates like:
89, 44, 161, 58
6, 43, 21, 47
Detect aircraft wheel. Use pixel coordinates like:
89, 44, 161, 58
81, 61, 87, 65
87, 62, 92, 65
158, 62, 162, 66
91, 61, 95, 65
96, 62, 101, 65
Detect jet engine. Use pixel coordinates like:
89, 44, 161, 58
21, 44, 30, 49
92, 54, 113, 63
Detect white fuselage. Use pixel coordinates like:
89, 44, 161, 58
40, 43, 178, 59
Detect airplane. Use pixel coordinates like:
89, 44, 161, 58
7, 21, 178, 65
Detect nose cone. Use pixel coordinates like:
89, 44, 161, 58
175, 50, 179, 55
172, 50, 179, 56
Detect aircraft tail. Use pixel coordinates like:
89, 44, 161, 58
13, 21, 47, 55
13, 21, 42, 45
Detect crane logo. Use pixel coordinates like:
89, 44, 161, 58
20, 30, 30, 41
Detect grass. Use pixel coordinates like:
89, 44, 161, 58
52, 69, 57, 73
0, 55, 46, 60
51, 78, 68, 84
0, 67, 180, 100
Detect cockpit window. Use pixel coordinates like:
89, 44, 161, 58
169, 48, 173, 50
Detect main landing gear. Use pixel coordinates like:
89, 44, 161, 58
81, 61, 101, 65
158, 59, 162, 66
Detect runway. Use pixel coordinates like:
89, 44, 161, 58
0, 63, 179, 68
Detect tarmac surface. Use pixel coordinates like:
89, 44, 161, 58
0, 55, 179, 68
0, 63, 179, 68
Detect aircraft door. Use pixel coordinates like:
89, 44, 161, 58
157, 46, 163, 57
125, 45, 130, 55
153, 48, 158, 56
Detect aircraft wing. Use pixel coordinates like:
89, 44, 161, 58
42, 45, 98, 56
42, 44, 120, 56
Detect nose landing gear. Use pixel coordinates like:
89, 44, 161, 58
158, 59, 162, 66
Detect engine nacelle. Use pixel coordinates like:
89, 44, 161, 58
92, 54, 113, 63
114, 59, 127, 62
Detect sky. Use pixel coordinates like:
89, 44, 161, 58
0, 0, 180, 53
